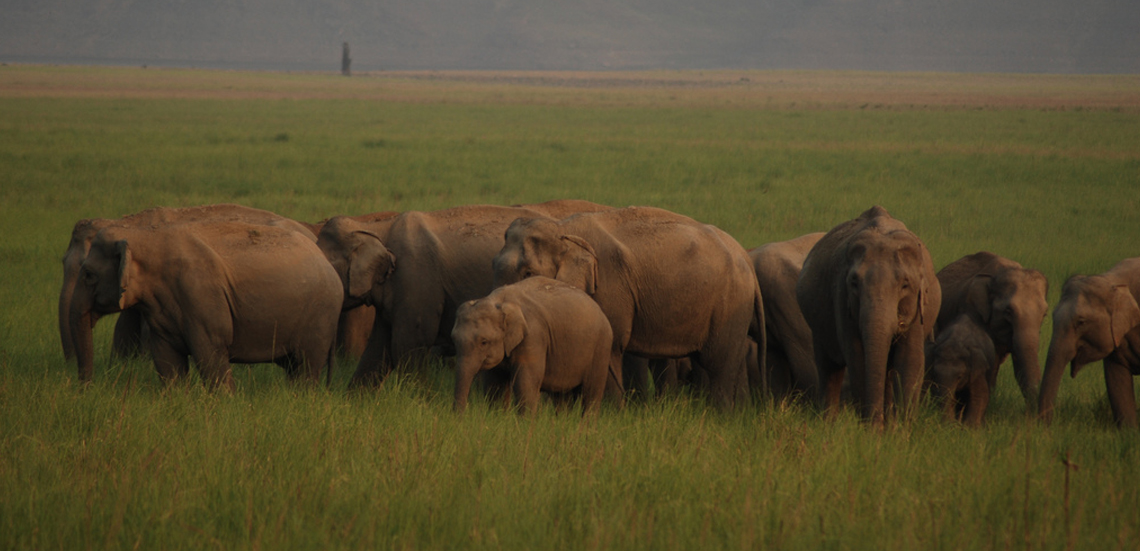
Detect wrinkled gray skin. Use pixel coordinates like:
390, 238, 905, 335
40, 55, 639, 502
452, 277, 615, 415
796, 206, 941, 427
749, 232, 825, 400
59, 204, 317, 369
70, 221, 343, 388
926, 314, 998, 427
318, 201, 612, 388
492, 206, 765, 411
1038, 257, 1140, 428
936, 252, 1048, 410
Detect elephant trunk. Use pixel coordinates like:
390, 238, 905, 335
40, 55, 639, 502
1009, 325, 1043, 409
453, 354, 482, 413
68, 290, 99, 383
59, 257, 84, 360
1038, 326, 1075, 424
859, 303, 897, 426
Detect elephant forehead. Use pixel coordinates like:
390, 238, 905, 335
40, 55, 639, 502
1062, 276, 1111, 304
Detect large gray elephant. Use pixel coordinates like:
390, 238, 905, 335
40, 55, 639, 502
749, 232, 825, 399
936, 251, 1048, 409
1038, 257, 1140, 428
492, 206, 765, 410
796, 206, 941, 427
452, 277, 615, 415
59, 204, 317, 368
926, 314, 998, 427
317, 200, 612, 388
70, 220, 343, 388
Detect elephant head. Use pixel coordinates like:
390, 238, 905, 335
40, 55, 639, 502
59, 219, 104, 360
69, 229, 138, 382
492, 217, 597, 294
451, 297, 526, 411
842, 228, 936, 420
317, 217, 396, 309
1038, 274, 1140, 422
961, 267, 1048, 404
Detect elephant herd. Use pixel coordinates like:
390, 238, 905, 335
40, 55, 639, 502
59, 202, 1140, 428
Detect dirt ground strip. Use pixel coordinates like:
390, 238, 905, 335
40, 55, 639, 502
1, 63, 1138, 110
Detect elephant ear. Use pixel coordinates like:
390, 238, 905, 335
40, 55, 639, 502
348, 231, 395, 301
558, 235, 598, 295
963, 274, 994, 325
500, 301, 527, 357
116, 240, 132, 310
1109, 285, 1140, 347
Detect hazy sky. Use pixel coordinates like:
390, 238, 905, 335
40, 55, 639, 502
2, 0, 1138, 73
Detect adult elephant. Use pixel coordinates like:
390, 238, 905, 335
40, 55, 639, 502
796, 206, 940, 427
318, 200, 611, 388
69, 220, 343, 388
1038, 257, 1140, 428
59, 204, 317, 367
936, 252, 1048, 409
310, 211, 400, 359
492, 206, 765, 410
749, 232, 825, 399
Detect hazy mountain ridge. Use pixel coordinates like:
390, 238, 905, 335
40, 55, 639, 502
2, 0, 1137, 73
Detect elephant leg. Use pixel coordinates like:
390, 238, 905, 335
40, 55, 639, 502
111, 309, 146, 360
939, 387, 959, 423
349, 315, 392, 389
389, 307, 442, 371
701, 338, 751, 412
150, 338, 190, 385
296, 325, 336, 385
604, 347, 626, 403
513, 362, 544, 416
193, 346, 233, 391
816, 346, 846, 420
963, 374, 990, 427
622, 355, 650, 400
1103, 359, 1138, 429
650, 359, 679, 395
766, 349, 795, 401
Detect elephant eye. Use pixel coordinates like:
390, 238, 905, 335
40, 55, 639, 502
82, 268, 96, 284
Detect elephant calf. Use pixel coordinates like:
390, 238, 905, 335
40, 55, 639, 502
451, 277, 615, 415
926, 314, 997, 427
1039, 257, 1140, 428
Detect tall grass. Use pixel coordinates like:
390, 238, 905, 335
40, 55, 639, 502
1, 66, 1138, 549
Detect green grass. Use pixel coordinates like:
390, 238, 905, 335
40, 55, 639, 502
1, 65, 1139, 550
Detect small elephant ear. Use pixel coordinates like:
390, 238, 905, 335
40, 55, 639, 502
559, 235, 598, 295
348, 231, 395, 301
1109, 285, 1140, 347
116, 240, 132, 310
500, 301, 527, 357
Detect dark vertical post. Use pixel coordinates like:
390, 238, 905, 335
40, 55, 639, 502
341, 42, 352, 76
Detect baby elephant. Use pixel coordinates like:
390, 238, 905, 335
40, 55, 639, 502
451, 277, 615, 415
926, 314, 998, 427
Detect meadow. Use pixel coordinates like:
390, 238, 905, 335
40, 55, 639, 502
1, 64, 1139, 550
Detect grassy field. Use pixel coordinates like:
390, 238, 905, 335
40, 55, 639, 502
1, 64, 1138, 550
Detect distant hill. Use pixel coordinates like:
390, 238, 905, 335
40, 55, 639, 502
2, 0, 1138, 73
